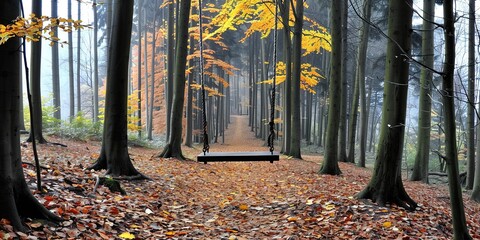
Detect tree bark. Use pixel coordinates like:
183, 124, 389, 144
166, 1, 175, 140
465, 0, 475, 190
88, 0, 145, 178
319, 0, 342, 175
159, 0, 191, 159
93, 0, 99, 122
279, 0, 292, 154
338, 0, 348, 163
27, 0, 47, 143
442, 0, 472, 238
76, 0, 82, 113
290, 0, 303, 159
356, 0, 416, 210
0, 1, 62, 231
357, 0, 372, 168
68, 0, 75, 120
51, 0, 61, 120
410, 0, 435, 183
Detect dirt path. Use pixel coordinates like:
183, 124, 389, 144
207, 115, 272, 152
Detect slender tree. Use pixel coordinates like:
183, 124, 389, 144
338, 0, 348, 163
76, 0, 82, 113
279, 0, 292, 154
0, 0, 62, 231
137, 0, 143, 138
355, 0, 372, 168
465, 0, 475, 190
410, 0, 435, 182
166, 0, 175, 140
27, 0, 47, 143
51, 0, 61, 120
88, 0, 146, 178
93, 0, 99, 122
289, 0, 303, 159
159, 0, 191, 159
356, 0, 416, 210
68, 0, 75, 120
442, 0, 472, 238
319, 0, 342, 175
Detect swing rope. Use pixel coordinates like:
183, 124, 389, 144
199, 0, 209, 154
267, 0, 278, 154
198, 0, 278, 154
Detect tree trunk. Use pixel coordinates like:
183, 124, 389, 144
280, 0, 292, 154
465, 0, 475, 190
338, 0, 348, 163
76, 0, 82, 113
166, 1, 175, 140
88, 0, 145, 178
159, 0, 191, 159
289, 0, 303, 159
356, 0, 416, 210
27, 0, 47, 143
442, 1, 472, 238
185, 32, 194, 147
410, 0, 435, 183
93, 0, 99, 122
137, 0, 143, 138
319, 0, 342, 175
68, 0, 75, 120
357, 0, 372, 168
347, 66, 359, 163
51, 0, 61, 120
0, 1, 62, 231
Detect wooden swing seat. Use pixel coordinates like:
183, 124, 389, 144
197, 151, 280, 164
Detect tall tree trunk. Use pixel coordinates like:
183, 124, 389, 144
280, 0, 292, 154
51, 0, 61, 120
410, 0, 435, 182
27, 0, 47, 143
357, 0, 372, 168
147, 5, 158, 141
76, 0, 82, 113
465, 0, 475, 190
368, 91, 378, 152
347, 67, 359, 163
338, 0, 348, 163
93, 0, 99, 122
356, 0, 416, 210
159, 0, 191, 159
442, 1, 472, 238
0, 1, 62, 231
319, 0, 342, 175
137, 0, 143, 138
68, 0, 75, 120
88, 0, 145, 178
289, 0, 303, 159
185, 33, 195, 147
166, 1, 175, 140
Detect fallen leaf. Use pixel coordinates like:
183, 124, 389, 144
118, 232, 135, 239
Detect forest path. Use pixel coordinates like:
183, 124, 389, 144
207, 115, 271, 152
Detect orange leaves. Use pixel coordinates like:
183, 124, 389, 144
0, 14, 86, 45
263, 61, 324, 93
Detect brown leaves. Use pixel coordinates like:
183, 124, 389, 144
5, 128, 480, 238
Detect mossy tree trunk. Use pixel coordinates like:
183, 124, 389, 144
290, 0, 303, 159
356, 0, 416, 210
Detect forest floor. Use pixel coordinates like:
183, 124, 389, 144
2, 115, 480, 239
